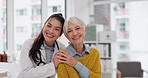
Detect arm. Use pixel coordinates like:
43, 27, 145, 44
90, 56, 102, 78
19, 39, 56, 78
74, 62, 90, 78
89, 51, 102, 78
75, 52, 102, 78
56, 51, 90, 78
56, 48, 102, 78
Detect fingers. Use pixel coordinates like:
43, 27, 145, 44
56, 52, 67, 61
56, 51, 78, 67
53, 50, 66, 67
53, 55, 59, 68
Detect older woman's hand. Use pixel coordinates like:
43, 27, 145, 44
56, 50, 78, 67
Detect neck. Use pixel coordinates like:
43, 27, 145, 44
45, 41, 55, 48
72, 44, 84, 54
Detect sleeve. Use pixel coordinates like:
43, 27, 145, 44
19, 39, 56, 78
74, 62, 90, 78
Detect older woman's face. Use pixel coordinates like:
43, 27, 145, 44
66, 22, 86, 45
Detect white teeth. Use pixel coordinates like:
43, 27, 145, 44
73, 36, 79, 40
46, 33, 53, 38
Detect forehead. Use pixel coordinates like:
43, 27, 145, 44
68, 22, 81, 29
47, 18, 62, 28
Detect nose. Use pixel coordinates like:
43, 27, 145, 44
73, 30, 77, 36
49, 28, 54, 33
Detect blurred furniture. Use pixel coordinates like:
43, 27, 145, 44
0, 69, 11, 78
0, 62, 20, 78
102, 72, 112, 78
116, 61, 148, 78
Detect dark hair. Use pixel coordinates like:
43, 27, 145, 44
29, 13, 65, 65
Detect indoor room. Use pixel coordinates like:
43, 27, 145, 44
0, 0, 148, 78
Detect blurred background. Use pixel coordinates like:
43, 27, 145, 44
0, 0, 148, 78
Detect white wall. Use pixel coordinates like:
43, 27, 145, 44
66, 0, 91, 24
129, 1, 148, 51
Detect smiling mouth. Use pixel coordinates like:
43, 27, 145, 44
46, 33, 54, 38
72, 36, 80, 40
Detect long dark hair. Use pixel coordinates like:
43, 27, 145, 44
29, 13, 65, 65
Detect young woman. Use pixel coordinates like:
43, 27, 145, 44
17, 13, 65, 78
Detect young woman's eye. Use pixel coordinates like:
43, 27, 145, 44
47, 24, 51, 27
55, 28, 60, 31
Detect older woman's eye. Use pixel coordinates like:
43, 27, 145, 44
76, 27, 80, 30
67, 30, 71, 33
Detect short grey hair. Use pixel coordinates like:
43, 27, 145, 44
63, 16, 86, 36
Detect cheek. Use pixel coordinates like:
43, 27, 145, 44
42, 27, 47, 32
66, 34, 71, 40
42, 28, 45, 34
55, 31, 61, 37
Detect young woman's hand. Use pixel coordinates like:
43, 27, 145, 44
56, 50, 78, 67
53, 51, 61, 68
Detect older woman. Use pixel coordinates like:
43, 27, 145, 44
53, 16, 102, 78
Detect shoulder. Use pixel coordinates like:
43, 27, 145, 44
22, 38, 35, 48
90, 48, 100, 56
56, 40, 65, 48
90, 47, 98, 52
20, 38, 35, 58
24, 38, 35, 43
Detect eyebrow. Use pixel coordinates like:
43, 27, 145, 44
47, 22, 52, 25
76, 25, 81, 27
47, 22, 61, 28
55, 26, 61, 29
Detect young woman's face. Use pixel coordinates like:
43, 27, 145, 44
66, 22, 86, 45
43, 18, 62, 45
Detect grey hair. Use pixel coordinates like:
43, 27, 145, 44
63, 16, 86, 36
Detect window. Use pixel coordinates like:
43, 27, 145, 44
14, 0, 42, 58
118, 42, 129, 51
12, 0, 65, 60
0, 0, 7, 53
32, 5, 41, 15
32, 23, 42, 37
32, 5, 41, 20
114, 3, 128, 15
2, 9, 6, 22
116, 18, 129, 39
53, 5, 61, 12
47, 0, 65, 17
48, 5, 61, 13
16, 9, 27, 16
16, 44, 22, 51
16, 26, 27, 33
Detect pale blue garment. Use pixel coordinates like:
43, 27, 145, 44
44, 43, 55, 78
44, 42, 55, 63
66, 44, 90, 78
